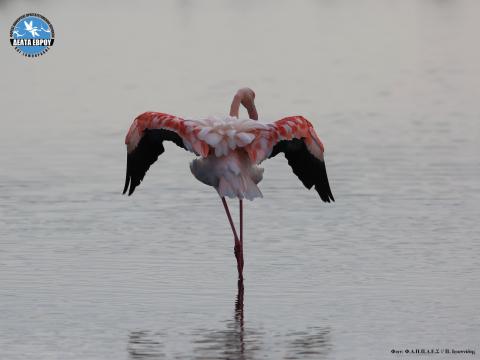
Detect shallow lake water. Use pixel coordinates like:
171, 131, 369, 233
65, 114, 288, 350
1, 0, 479, 359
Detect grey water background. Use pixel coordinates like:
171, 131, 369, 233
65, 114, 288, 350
1, 0, 479, 359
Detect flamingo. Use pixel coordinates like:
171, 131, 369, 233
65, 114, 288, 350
123, 88, 334, 281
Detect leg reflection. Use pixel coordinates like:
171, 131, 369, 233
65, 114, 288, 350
235, 279, 245, 357
192, 279, 260, 360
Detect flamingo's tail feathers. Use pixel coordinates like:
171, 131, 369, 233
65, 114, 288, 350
217, 176, 263, 201
190, 151, 264, 201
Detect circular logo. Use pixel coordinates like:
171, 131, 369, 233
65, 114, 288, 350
10, 13, 55, 57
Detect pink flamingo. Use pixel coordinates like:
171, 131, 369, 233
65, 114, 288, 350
123, 88, 334, 281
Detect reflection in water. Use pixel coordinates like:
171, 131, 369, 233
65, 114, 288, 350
284, 327, 331, 360
191, 279, 263, 360
127, 281, 331, 359
128, 331, 165, 359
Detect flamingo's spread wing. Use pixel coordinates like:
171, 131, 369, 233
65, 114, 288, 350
123, 112, 209, 195
246, 116, 334, 202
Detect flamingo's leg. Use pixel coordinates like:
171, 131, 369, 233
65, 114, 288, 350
239, 199, 244, 271
239, 199, 243, 244
221, 197, 243, 280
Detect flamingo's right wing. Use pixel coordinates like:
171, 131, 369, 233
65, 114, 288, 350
123, 112, 210, 195
246, 116, 334, 202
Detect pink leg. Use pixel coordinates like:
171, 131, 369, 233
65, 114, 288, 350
239, 199, 244, 273
239, 199, 243, 244
221, 197, 243, 280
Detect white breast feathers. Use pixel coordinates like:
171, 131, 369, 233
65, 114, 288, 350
184, 116, 267, 157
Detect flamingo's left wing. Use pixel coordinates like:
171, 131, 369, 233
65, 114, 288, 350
246, 116, 334, 202
123, 112, 210, 196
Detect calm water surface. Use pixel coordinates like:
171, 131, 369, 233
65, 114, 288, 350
1, 1, 479, 359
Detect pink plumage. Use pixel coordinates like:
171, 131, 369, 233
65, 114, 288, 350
123, 112, 333, 202
123, 98, 334, 282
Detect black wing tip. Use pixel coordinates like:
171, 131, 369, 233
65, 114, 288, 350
316, 187, 335, 203
123, 175, 130, 195
321, 192, 335, 203
128, 183, 137, 196
271, 138, 336, 203
122, 129, 183, 197
123, 152, 138, 196
123, 153, 132, 195
315, 175, 335, 203
320, 196, 334, 203
318, 159, 335, 203
122, 178, 137, 196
